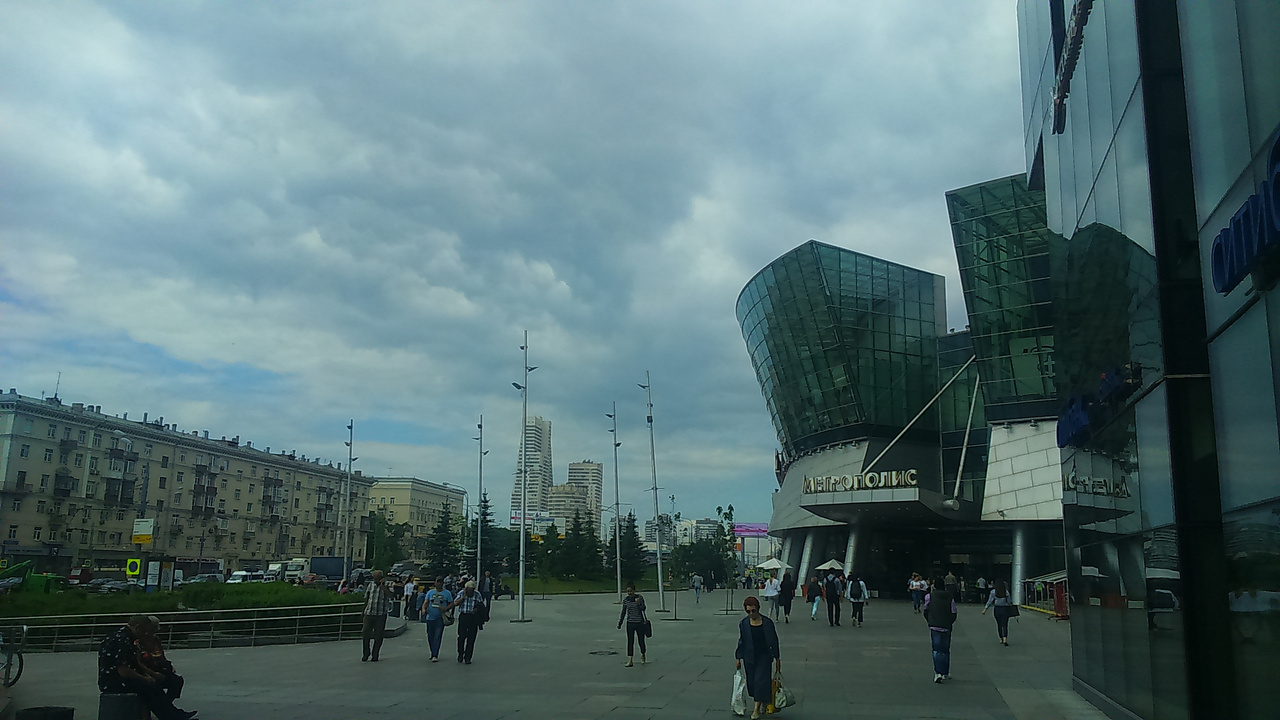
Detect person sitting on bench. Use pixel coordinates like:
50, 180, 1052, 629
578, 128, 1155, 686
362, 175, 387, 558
98, 615, 197, 720
137, 616, 184, 702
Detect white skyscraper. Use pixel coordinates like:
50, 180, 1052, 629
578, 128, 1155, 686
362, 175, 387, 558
566, 460, 604, 536
509, 416, 553, 529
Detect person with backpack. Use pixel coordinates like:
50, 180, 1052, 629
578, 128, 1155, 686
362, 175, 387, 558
806, 575, 822, 620
823, 572, 845, 626
846, 575, 869, 627
923, 577, 958, 683
419, 577, 454, 663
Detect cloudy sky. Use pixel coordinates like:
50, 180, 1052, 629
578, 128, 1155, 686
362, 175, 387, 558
0, 1, 1025, 526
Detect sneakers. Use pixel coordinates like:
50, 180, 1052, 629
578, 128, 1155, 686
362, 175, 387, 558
640, 654, 646, 664
431, 657, 439, 663
943, 674, 951, 680
934, 674, 943, 683
624, 658, 634, 667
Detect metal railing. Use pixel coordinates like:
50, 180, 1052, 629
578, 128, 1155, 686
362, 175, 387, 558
7, 603, 367, 653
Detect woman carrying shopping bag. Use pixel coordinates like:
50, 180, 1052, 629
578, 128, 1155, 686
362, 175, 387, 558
735, 595, 781, 720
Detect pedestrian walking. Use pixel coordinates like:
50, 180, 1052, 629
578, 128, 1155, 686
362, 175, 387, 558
420, 577, 454, 662
778, 572, 796, 623
944, 570, 960, 602
824, 572, 845, 626
923, 577, 958, 683
734, 596, 781, 720
762, 573, 782, 620
981, 579, 1016, 645
846, 575, 869, 627
806, 575, 822, 620
691, 573, 704, 603
479, 570, 496, 604
617, 582, 649, 667
909, 573, 927, 613
449, 580, 488, 664
361, 570, 393, 662
403, 577, 418, 621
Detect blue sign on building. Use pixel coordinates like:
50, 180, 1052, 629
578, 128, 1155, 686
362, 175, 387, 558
1210, 138, 1280, 295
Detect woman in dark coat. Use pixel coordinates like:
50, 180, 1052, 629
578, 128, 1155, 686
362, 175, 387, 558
735, 595, 781, 719
778, 572, 797, 623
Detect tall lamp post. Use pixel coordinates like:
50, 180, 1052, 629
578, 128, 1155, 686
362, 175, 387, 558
511, 331, 537, 622
606, 402, 623, 603
342, 421, 357, 582
638, 372, 666, 611
474, 416, 488, 581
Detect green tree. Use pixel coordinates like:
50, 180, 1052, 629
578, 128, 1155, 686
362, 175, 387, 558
423, 508, 461, 579
366, 514, 411, 570
605, 512, 646, 584
560, 510, 603, 580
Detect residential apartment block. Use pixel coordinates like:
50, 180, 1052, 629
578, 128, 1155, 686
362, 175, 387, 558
368, 476, 466, 557
0, 390, 373, 576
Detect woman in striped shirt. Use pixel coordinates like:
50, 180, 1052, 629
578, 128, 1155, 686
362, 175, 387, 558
617, 583, 648, 667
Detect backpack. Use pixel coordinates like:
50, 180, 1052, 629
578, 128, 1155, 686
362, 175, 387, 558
824, 577, 840, 598
849, 582, 863, 600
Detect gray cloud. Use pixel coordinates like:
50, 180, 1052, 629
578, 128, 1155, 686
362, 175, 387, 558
0, 1, 1023, 523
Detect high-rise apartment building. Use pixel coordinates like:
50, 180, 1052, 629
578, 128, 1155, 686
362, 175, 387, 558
509, 416, 553, 528
565, 460, 603, 536
0, 390, 373, 576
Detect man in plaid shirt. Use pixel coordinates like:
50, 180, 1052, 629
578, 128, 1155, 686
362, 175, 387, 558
449, 580, 488, 664
362, 570, 393, 662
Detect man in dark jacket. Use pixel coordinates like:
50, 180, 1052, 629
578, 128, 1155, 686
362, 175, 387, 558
823, 572, 845, 626
923, 578, 959, 683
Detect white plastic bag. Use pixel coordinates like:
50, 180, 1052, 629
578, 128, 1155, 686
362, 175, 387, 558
731, 669, 749, 716
773, 671, 796, 709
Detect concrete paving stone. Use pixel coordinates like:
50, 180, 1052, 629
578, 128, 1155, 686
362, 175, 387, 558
9, 592, 1108, 720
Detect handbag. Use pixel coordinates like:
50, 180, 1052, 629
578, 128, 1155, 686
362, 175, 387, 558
772, 672, 796, 709
643, 619, 652, 638
1008, 603, 1021, 617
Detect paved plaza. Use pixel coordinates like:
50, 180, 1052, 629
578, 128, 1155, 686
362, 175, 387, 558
10, 591, 1107, 719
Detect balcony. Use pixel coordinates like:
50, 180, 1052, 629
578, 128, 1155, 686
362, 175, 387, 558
59, 439, 79, 452
107, 447, 139, 462
169, 520, 184, 534
3, 480, 32, 495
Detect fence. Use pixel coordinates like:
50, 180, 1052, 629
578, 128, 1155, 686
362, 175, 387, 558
9, 603, 368, 653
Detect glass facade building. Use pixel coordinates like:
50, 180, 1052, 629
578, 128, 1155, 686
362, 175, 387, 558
1019, 1, 1280, 717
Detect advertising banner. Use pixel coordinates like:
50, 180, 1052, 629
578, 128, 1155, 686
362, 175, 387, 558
734, 523, 769, 538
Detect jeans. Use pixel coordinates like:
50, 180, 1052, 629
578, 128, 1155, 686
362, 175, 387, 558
425, 617, 445, 658
930, 629, 952, 675
625, 621, 647, 656
457, 612, 480, 662
911, 590, 924, 612
694, 587, 701, 602
826, 599, 841, 625
810, 598, 820, 618
362, 614, 387, 660
993, 605, 1012, 639
107, 678, 186, 720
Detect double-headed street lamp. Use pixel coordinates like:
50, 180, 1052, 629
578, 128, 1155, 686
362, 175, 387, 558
638, 371, 666, 611
473, 416, 489, 581
606, 402, 623, 603
512, 331, 537, 622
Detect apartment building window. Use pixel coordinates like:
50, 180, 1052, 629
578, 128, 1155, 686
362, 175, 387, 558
232, 509, 238, 518
85, 482, 96, 498
158, 477, 166, 489
19, 444, 29, 458
58, 452, 68, 464
92, 433, 101, 447
297, 481, 303, 490
37, 500, 46, 513
248, 483, 255, 493
294, 498, 300, 508
221, 480, 227, 490
80, 529, 88, 543
251, 466, 257, 476
78, 430, 86, 443
68, 504, 77, 516
98, 531, 107, 544
74, 453, 83, 467
109, 532, 120, 543
161, 456, 169, 468
234, 489, 241, 500
230, 532, 236, 542
9, 501, 19, 512
289, 537, 297, 548
116, 511, 124, 521
144, 444, 152, 457
185, 539, 192, 549
7, 526, 16, 540
305, 511, 310, 520
47, 423, 57, 438
88, 457, 98, 471
169, 538, 177, 548
43, 448, 53, 462
174, 492, 182, 505
33, 527, 42, 541
218, 500, 226, 511
109, 437, 119, 450
273, 469, 280, 479
156, 500, 164, 512
179, 453, 185, 463
176, 472, 184, 484
246, 503, 253, 513
62, 427, 71, 440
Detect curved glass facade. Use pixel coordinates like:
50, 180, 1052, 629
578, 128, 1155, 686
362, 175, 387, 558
735, 240, 946, 457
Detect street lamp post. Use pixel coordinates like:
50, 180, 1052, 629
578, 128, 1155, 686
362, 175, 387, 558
638, 372, 666, 611
606, 402, 623, 603
512, 331, 537, 623
342, 421, 357, 582
474, 416, 488, 581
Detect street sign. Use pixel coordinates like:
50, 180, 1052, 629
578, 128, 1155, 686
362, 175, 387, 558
126, 558, 142, 577
132, 518, 155, 545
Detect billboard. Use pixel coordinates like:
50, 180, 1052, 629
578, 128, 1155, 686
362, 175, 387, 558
734, 523, 769, 538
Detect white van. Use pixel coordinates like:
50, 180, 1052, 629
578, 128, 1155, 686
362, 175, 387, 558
226, 571, 267, 584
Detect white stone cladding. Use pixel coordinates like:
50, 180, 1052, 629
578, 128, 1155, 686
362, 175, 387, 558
980, 420, 1063, 521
